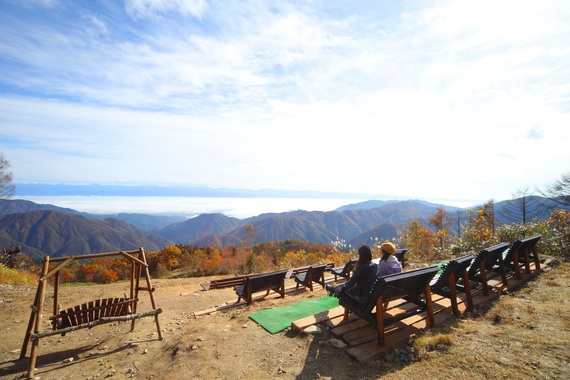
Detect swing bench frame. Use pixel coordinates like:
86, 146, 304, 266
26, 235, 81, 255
19, 247, 163, 379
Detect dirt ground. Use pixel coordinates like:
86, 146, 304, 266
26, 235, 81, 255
0, 260, 569, 380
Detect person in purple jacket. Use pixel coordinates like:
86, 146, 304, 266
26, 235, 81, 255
376, 241, 402, 310
376, 241, 402, 277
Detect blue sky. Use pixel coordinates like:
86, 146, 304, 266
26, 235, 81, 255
1, 0, 569, 207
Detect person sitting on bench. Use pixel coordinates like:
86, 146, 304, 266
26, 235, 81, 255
376, 241, 402, 277
376, 241, 402, 310
326, 245, 378, 303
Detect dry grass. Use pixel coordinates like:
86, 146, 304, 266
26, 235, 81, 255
0, 265, 37, 285
378, 261, 570, 380
412, 332, 454, 360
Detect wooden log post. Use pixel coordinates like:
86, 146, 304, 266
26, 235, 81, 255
376, 295, 385, 346
26, 256, 50, 379
447, 272, 460, 317
462, 268, 474, 312
424, 284, 434, 328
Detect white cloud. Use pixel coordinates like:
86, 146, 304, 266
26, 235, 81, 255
125, 0, 207, 20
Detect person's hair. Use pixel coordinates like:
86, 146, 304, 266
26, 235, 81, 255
357, 245, 373, 264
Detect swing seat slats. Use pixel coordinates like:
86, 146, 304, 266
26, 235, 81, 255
50, 297, 138, 329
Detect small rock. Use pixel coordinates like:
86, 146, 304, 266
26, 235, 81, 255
304, 325, 322, 334
63, 357, 74, 363
242, 324, 248, 328
329, 338, 347, 349
196, 337, 204, 342
142, 348, 148, 354
191, 345, 198, 350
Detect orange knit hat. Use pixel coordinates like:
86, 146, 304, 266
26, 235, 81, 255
380, 241, 396, 255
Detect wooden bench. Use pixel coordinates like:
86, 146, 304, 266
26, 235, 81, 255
201, 275, 249, 291
518, 234, 542, 273
430, 254, 474, 316
394, 248, 408, 268
467, 242, 510, 296
293, 264, 330, 291
234, 270, 288, 305
339, 265, 440, 346
289, 262, 334, 278
327, 258, 358, 281
50, 296, 138, 331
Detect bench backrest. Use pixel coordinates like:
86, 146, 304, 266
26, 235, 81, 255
430, 261, 459, 293
502, 240, 523, 266
468, 242, 509, 277
51, 297, 137, 328
339, 259, 358, 274
520, 234, 542, 253
244, 270, 288, 291
307, 264, 328, 279
361, 266, 440, 313
394, 249, 408, 267
290, 262, 334, 278
431, 254, 474, 293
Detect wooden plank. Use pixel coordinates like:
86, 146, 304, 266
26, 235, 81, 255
291, 306, 344, 331
346, 322, 424, 362
74, 305, 83, 324
88, 301, 95, 322
323, 315, 347, 328
343, 325, 378, 346
94, 299, 101, 320
330, 318, 370, 337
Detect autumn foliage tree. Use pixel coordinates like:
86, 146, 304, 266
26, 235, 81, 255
461, 200, 497, 251
428, 206, 454, 252
398, 219, 438, 261
546, 209, 570, 258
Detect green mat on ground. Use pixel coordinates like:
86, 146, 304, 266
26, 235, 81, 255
249, 296, 340, 334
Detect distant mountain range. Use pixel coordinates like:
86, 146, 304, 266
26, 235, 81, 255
15, 183, 378, 199
0, 196, 567, 262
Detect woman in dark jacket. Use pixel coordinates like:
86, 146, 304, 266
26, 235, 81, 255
327, 245, 378, 302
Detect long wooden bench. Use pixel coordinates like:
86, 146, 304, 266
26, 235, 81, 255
327, 258, 358, 281
339, 265, 440, 346
201, 275, 249, 291
290, 262, 334, 277
235, 270, 289, 305
293, 264, 330, 291
518, 234, 542, 273
394, 248, 408, 268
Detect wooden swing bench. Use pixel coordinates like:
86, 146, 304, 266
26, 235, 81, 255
20, 248, 163, 380
49, 296, 139, 333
